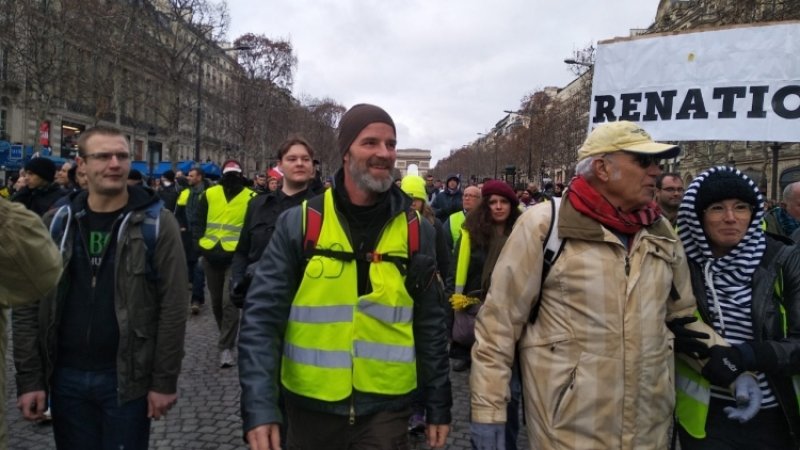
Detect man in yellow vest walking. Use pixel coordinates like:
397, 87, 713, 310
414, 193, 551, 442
196, 159, 255, 368
238, 104, 452, 450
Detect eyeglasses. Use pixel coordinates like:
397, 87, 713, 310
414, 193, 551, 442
623, 151, 661, 168
704, 202, 753, 219
661, 187, 684, 194
83, 152, 130, 162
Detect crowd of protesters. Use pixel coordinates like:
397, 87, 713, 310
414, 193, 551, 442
4, 113, 800, 450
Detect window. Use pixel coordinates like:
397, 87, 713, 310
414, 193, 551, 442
0, 47, 7, 81
0, 108, 7, 140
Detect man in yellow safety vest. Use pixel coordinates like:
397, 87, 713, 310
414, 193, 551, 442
196, 159, 255, 368
238, 104, 452, 450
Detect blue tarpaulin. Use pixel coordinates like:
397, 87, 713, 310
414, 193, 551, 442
130, 160, 221, 179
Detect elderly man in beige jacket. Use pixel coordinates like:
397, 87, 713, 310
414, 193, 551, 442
469, 121, 761, 449
0, 198, 62, 448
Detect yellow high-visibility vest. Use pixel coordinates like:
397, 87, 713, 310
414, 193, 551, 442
199, 185, 253, 252
281, 189, 417, 401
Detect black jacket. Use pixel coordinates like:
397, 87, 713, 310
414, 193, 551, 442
689, 234, 800, 446
158, 184, 181, 212
231, 187, 317, 286
238, 169, 452, 435
10, 183, 65, 217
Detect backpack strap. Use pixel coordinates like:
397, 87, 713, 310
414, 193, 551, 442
529, 197, 565, 323
302, 194, 420, 274
542, 197, 565, 280
139, 200, 164, 283
49, 204, 73, 252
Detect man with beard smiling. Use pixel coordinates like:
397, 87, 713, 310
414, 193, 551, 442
239, 104, 452, 450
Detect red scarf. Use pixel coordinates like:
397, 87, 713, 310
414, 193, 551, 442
566, 176, 661, 235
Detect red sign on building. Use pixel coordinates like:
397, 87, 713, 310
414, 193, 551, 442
39, 121, 50, 146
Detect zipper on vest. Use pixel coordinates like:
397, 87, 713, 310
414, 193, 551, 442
349, 397, 356, 425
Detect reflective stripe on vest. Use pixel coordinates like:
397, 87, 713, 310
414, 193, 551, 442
199, 185, 252, 252
448, 211, 465, 248
281, 189, 417, 401
453, 230, 471, 294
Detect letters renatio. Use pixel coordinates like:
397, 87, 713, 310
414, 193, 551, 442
592, 85, 800, 124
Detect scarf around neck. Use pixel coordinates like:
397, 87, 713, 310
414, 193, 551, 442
567, 175, 661, 235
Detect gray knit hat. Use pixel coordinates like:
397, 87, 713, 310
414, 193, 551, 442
337, 104, 396, 157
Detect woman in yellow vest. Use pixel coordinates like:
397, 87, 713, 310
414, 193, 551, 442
445, 179, 522, 448
675, 166, 800, 449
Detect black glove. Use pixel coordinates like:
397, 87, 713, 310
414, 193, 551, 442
229, 272, 252, 308
702, 345, 745, 387
667, 316, 711, 358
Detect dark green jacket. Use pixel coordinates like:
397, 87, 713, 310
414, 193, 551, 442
12, 186, 189, 404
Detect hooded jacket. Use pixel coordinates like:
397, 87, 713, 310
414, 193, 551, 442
238, 168, 452, 435
677, 167, 800, 445
431, 174, 463, 222
12, 186, 189, 404
470, 192, 726, 449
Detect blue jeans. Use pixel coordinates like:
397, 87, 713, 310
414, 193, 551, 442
51, 367, 150, 450
189, 258, 205, 303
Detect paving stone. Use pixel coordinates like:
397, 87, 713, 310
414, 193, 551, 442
5, 297, 527, 449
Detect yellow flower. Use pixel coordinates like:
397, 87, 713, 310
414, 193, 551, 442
449, 293, 480, 311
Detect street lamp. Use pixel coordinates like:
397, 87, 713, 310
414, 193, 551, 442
147, 126, 157, 180
563, 58, 593, 67
194, 44, 251, 163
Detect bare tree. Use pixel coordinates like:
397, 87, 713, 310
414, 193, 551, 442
0, 0, 83, 151
137, 0, 230, 163
232, 33, 297, 170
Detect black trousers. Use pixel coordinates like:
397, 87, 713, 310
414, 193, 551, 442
678, 398, 795, 450
286, 401, 410, 450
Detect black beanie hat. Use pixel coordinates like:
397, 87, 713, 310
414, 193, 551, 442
25, 158, 56, 183
162, 170, 175, 182
694, 169, 759, 216
337, 104, 396, 157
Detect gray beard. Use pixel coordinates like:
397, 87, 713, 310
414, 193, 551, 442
348, 157, 393, 194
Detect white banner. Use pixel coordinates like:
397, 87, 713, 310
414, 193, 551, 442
590, 22, 800, 142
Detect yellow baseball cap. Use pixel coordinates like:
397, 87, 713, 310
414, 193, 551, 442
577, 121, 680, 160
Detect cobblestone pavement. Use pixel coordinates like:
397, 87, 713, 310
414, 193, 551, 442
5, 303, 527, 449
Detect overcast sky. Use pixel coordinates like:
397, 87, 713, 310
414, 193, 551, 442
227, 0, 660, 165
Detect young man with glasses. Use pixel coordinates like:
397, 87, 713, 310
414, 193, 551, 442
656, 172, 685, 225
13, 126, 189, 450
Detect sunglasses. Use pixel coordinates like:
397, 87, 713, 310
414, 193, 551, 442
622, 151, 662, 168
